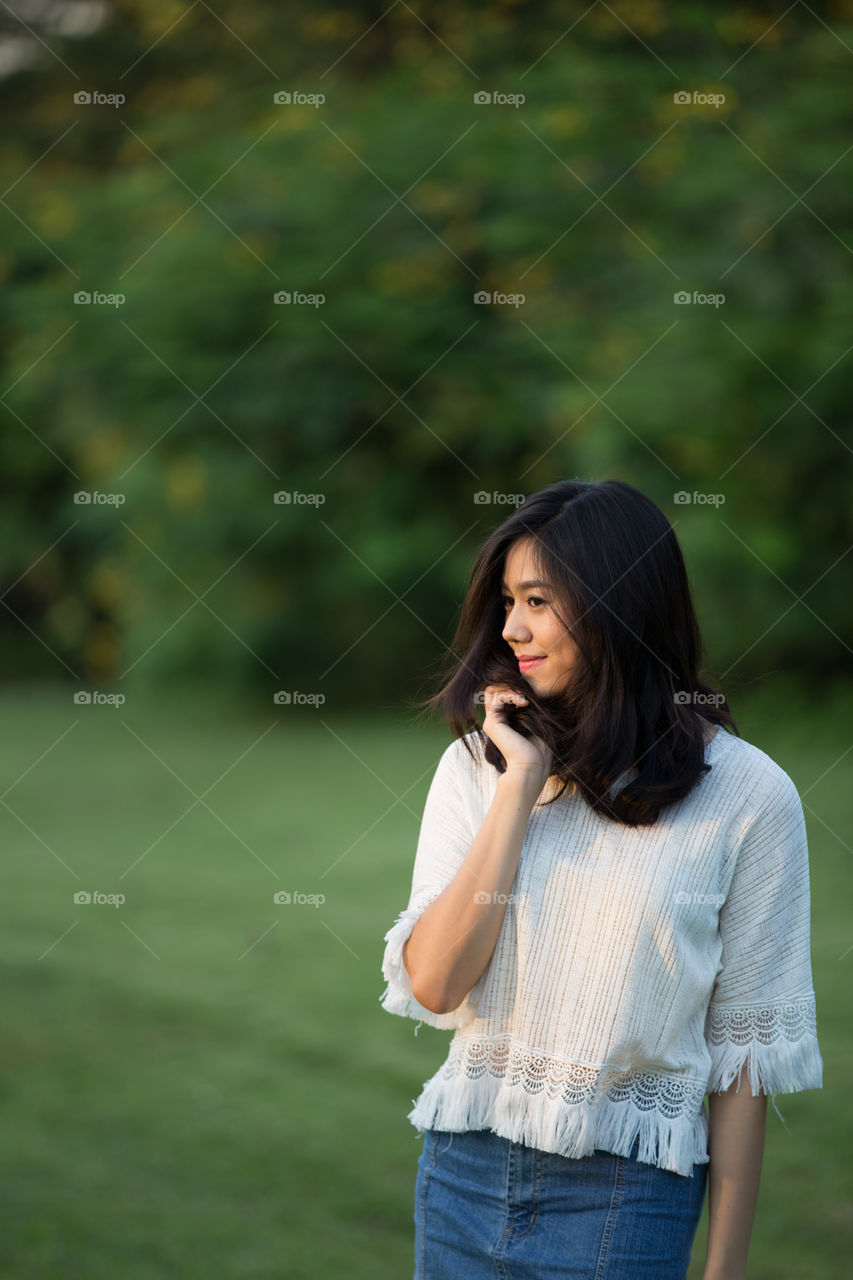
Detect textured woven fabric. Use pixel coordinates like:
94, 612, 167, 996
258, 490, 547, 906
379, 727, 823, 1177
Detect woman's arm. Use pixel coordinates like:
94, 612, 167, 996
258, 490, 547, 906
403, 765, 543, 1013
702, 1066, 767, 1280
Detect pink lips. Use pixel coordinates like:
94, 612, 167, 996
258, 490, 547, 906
518, 656, 545, 671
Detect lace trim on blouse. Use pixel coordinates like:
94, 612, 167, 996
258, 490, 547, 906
437, 1034, 709, 1119
705, 995, 817, 1048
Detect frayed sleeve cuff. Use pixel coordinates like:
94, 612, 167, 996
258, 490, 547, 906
704, 993, 824, 1096
379, 888, 485, 1032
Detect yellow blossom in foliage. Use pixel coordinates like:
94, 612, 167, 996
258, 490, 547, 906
408, 181, 457, 215
537, 107, 586, 138
299, 11, 363, 42
716, 8, 788, 46
137, 1, 198, 43
589, 0, 669, 39
370, 256, 448, 297
167, 454, 207, 513
80, 427, 127, 479
84, 622, 121, 679
34, 195, 77, 237
86, 562, 126, 610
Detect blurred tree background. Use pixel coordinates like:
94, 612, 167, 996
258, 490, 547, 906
1, 0, 851, 708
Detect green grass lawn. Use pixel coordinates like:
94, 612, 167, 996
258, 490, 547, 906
1, 679, 849, 1278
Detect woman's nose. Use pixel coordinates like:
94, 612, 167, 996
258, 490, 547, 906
502, 610, 530, 643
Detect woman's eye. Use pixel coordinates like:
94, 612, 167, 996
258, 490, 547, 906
502, 596, 545, 609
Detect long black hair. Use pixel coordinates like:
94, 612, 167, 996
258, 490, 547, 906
412, 478, 737, 826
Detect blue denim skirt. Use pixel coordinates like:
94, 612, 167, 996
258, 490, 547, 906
414, 1127, 707, 1279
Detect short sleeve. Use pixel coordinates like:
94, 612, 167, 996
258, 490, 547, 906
379, 738, 488, 1031
703, 768, 824, 1097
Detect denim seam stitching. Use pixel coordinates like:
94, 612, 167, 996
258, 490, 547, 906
592, 1150, 627, 1280
415, 1130, 439, 1279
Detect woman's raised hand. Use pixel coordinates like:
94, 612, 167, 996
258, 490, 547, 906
481, 684, 553, 788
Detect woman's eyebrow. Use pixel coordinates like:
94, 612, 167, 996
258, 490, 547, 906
500, 580, 550, 591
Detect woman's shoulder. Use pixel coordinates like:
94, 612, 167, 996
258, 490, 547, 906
437, 725, 802, 822
429, 731, 491, 797
442, 729, 488, 774
704, 725, 802, 812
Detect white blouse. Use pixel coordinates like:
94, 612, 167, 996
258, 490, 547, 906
379, 726, 823, 1176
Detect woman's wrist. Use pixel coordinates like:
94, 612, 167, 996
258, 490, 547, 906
500, 764, 547, 796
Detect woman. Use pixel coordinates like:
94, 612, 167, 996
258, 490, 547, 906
379, 478, 823, 1280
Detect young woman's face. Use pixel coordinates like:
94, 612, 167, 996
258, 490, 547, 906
500, 538, 579, 697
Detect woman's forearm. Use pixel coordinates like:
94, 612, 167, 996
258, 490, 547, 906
702, 1066, 767, 1280
402, 767, 543, 1013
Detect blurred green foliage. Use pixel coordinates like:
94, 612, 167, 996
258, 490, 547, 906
0, 1, 851, 706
